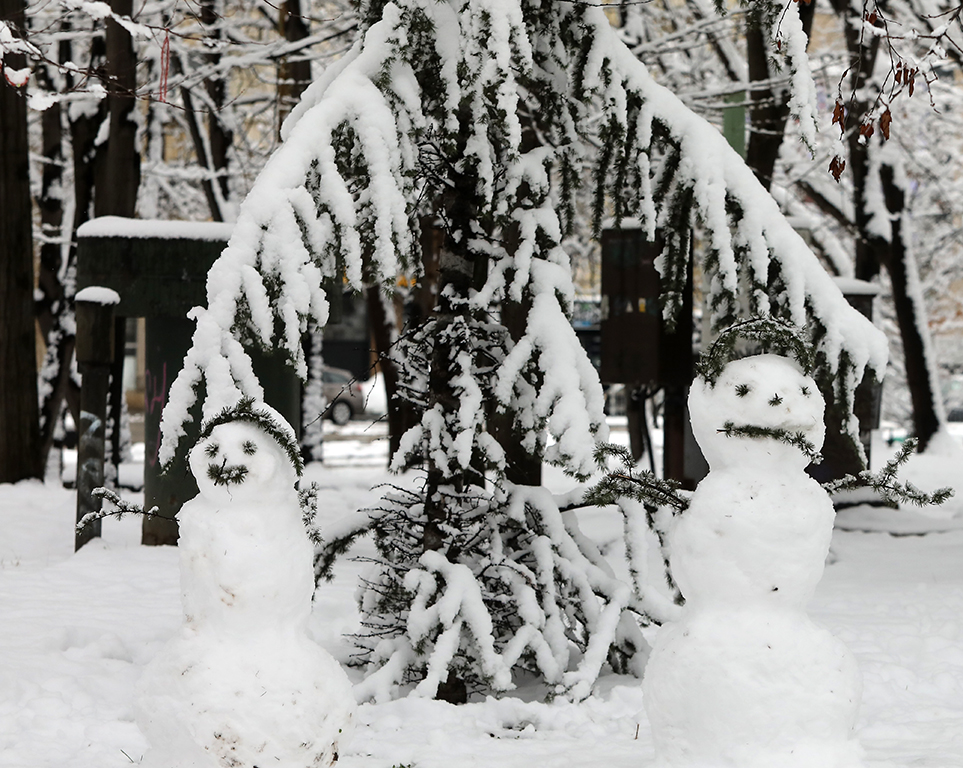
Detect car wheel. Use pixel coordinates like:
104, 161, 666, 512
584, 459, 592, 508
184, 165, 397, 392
330, 399, 352, 426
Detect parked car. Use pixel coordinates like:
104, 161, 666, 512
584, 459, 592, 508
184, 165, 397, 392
946, 407, 963, 447
322, 365, 366, 425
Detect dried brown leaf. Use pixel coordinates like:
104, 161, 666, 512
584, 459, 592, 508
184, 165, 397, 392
829, 155, 846, 182
880, 108, 892, 140
832, 100, 845, 126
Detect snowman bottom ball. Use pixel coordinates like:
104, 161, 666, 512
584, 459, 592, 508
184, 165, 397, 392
643, 608, 863, 768
136, 630, 354, 768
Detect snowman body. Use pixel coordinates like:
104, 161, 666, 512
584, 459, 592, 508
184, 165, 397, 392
643, 355, 863, 768
136, 418, 354, 768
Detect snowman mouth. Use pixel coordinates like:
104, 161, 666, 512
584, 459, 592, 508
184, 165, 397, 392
719, 421, 821, 461
207, 460, 249, 487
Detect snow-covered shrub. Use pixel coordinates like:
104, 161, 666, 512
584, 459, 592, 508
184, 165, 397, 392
318, 480, 678, 703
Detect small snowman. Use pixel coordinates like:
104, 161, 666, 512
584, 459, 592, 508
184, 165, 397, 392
643, 325, 863, 768
137, 399, 355, 768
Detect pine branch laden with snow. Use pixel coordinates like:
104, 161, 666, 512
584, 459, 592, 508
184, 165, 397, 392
160, 0, 885, 470
389, 309, 509, 478
319, 483, 674, 703
159, 0, 889, 698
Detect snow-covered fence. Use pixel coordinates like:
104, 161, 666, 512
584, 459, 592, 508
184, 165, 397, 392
75, 217, 300, 545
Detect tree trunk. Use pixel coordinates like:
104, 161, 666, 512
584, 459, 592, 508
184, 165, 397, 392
366, 286, 418, 460
34, 63, 71, 465
94, 0, 140, 473
277, 0, 312, 134
745, 3, 815, 190
878, 165, 941, 450
829, 0, 882, 282
173, 0, 234, 222
35, 67, 66, 342
95, 0, 140, 220
828, 0, 942, 449
490, 295, 542, 485
0, 0, 43, 482
59, 32, 106, 437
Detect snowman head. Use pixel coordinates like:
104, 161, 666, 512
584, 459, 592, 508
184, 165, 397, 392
689, 354, 825, 469
189, 399, 302, 504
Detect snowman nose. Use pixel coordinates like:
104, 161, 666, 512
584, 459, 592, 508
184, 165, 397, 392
768, 393, 784, 406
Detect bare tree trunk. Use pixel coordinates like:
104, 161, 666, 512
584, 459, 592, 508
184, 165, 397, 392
366, 286, 415, 460
35, 68, 66, 342
745, 3, 815, 189
829, 0, 882, 281
176, 0, 233, 221
202, 0, 232, 205
95, 0, 140, 220
490, 296, 542, 485
0, 0, 43, 482
489, 121, 542, 486
878, 165, 941, 450
93, 0, 140, 473
277, 0, 312, 133
60, 32, 107, 437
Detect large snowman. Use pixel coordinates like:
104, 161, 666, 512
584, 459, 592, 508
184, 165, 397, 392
643, 352, 863, 768
137, 400, 355, 768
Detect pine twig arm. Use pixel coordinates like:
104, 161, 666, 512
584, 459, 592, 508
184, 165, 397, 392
77, 487, 160, 532
822, 438, 954, 507
586, 443, 690, 513
313, 508, 379, 582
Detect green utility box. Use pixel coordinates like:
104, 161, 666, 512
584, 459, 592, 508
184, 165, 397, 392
77, 217, 301, 545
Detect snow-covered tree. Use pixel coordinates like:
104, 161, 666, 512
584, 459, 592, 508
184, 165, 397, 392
622, 0, 963, 454
161, 0, 886, 701
817, 0, 963, 451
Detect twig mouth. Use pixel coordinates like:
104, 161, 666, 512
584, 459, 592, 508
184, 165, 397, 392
207, 460, 249, 487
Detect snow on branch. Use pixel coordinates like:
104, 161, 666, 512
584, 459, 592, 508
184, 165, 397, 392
160, 7, 420, 465
577, 7, 887, 430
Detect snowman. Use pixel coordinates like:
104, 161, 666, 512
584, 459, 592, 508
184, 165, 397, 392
642, 347, 863, 768
136, 400, 355, 768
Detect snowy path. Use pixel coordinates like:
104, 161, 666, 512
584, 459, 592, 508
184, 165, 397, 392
2, 434, 963, 767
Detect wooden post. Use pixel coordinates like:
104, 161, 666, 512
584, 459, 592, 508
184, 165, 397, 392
75, 288, 118, 550
0, 0, 43, 484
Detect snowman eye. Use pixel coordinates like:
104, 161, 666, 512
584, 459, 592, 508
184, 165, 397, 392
735, 384, 751, 397
801, 385, 811, 396
204, 442, 220, 459
768, 394, 783, 406
242, 440, 258, 455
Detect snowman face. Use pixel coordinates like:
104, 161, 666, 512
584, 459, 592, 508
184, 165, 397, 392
189, 421, 293, 504
689, 354, 825, 468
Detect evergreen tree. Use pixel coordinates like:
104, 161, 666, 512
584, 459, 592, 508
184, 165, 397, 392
161, 0, 887, 700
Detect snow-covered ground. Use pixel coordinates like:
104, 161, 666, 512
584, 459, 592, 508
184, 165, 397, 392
2, 421, 963, 767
